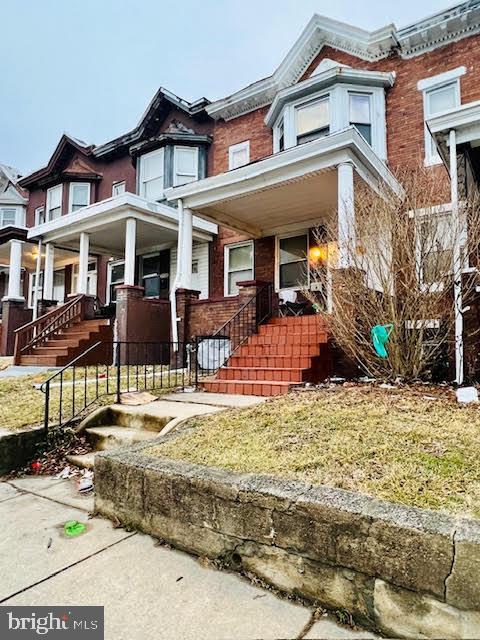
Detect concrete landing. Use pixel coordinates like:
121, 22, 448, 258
0, 365, 58, 379
0, 476, 376, 639
162, 391, 267, 408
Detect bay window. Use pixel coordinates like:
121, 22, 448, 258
69, 182, 90, 213
46, 184, 62, 221
224, 241, 254, 296
277, 234, 308, 290
349, 93, 372, 145
173, 146, 198, 186
139, 148, 164, 200
296, 96, 329, 144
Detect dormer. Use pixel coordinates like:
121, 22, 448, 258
265, 63, 395, 161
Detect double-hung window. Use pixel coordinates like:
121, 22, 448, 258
278, 234, 308, 290
0, 207, 17, 227
108, 261, 125, 303
349, 93, 372, 145
139, 148, 164, 200
69, 183, 90, 213
46, 184, 62, 221
173, 146, 198, 187
228, 141, 250, 170
296, 96, 329, 145
34, 207, 45, 226
224, 241, 254, 296
112, 181, 126, 197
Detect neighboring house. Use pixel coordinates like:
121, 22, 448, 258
4, 2, 480, 388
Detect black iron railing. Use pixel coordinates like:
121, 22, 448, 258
195, 282, 274, 376
41, 340, 198, 432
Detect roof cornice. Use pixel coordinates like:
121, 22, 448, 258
207, 2, 480, 122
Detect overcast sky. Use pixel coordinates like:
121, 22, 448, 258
1, 0, 452, 174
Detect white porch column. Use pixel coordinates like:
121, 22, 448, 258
181, 207, 193, 290
337, 162, 355, 268
43, 243, 55, 300
77, 232, 90, 294
4, 239, 24, 301
32, 239, 43, 320
124, 217, 136, 286
450, 129, 464, 386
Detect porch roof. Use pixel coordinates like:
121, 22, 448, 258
165, 127, 402, 237
27, 193, 217, 256
428, 100, 480, 164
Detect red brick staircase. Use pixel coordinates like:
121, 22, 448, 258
17, 318, 112, 366
202, 315, 330, 397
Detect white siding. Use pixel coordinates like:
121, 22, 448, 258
170, 242, 210, 299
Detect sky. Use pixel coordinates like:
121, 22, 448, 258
1, 0, 454, 174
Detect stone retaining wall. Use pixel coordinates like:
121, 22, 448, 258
95, 441, 480, 639
0, 425, 46, 475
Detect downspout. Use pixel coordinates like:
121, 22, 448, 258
170, 198, 184, 346
450, 129, 464, 385
32, 238, 43, 321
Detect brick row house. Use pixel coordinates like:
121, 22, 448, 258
3, 1, 480, 393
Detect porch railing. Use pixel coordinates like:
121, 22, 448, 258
41, 339, 198, 432
13, 294, 87, 364
196, 282, 274, 376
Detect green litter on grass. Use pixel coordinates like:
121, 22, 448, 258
64, 520, 87, 537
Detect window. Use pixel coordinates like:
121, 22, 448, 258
46, 184, 63, 221
228, 141, 250, 170
140, 251, 170, 298
139, 148, 164, 200
0, 207, 17, 227
72, 261, 97, 296
349, 93, 372, 145
34, 207, 45, 226
69, 183, 90, 213
296, 97, 329, 144
278, 120, 285, 152
28, 271, 43, 308
173, 146, 198, 186
224, 241, 254, 296
112, 181, 126, 197
278, 234, 308, 290
108, 261, 125, 303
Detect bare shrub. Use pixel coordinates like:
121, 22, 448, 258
306, 167, 480, 381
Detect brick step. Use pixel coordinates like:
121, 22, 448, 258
218, 366, 312, 382
202, 379, 294, 397
237, 343, 322, 357
258, 323, 325, 337
248, 332, 327, 346
269, 315, 327, 326
229, 354, 320, 369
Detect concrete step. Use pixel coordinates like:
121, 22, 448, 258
85, 425, 160, 451
66, 452, 95, 470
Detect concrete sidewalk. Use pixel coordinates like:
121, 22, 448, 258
0, 477, 375, 640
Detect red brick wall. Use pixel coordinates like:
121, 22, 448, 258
187, 296, 240, 339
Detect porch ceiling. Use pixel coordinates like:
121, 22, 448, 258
0, 241, 76, 270
27, 193, 217, 256
165, 127, 402, 237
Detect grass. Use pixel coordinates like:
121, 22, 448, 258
0, 365, 183, 431
148, 386, 480, 518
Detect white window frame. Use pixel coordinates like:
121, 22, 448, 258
72, 260, 97, 296
34, 206, 45, 226
139, 148, 165, 200
106, 259, 125, 304
223, 240, 254, 297
272, 84, 386, 159
28, 271, 43, 309
418, 67, 465, 166
228, 141, 250, 170
68, 182, 91, 213
46, 184, 63, 221
173, 146, 198, 187
348, 91, 372, 145
275, 231, 310, 292
112, 181, 126, 197
0, 207, 18, 228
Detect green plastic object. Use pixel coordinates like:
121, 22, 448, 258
64, 520, 87, 537
371, 324, 393, 359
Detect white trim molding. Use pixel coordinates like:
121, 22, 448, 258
224, 240, 254, 296
228, 141, 251, 170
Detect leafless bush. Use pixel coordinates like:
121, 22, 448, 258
306, 167, 480, 381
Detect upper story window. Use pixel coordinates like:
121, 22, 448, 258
228, 141, 250, 169
349, 93, 372, 145
139, 148, 164, 200
46, 184, 62, 221
69, 182, 90, 213
296, 97, 329, 144
34, 207, 45, 226
112, 181, 126, 197
267, 65, 392, 161
418, 67, 465, 166
173, 146, 198, 186
0, 207, 18, 228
